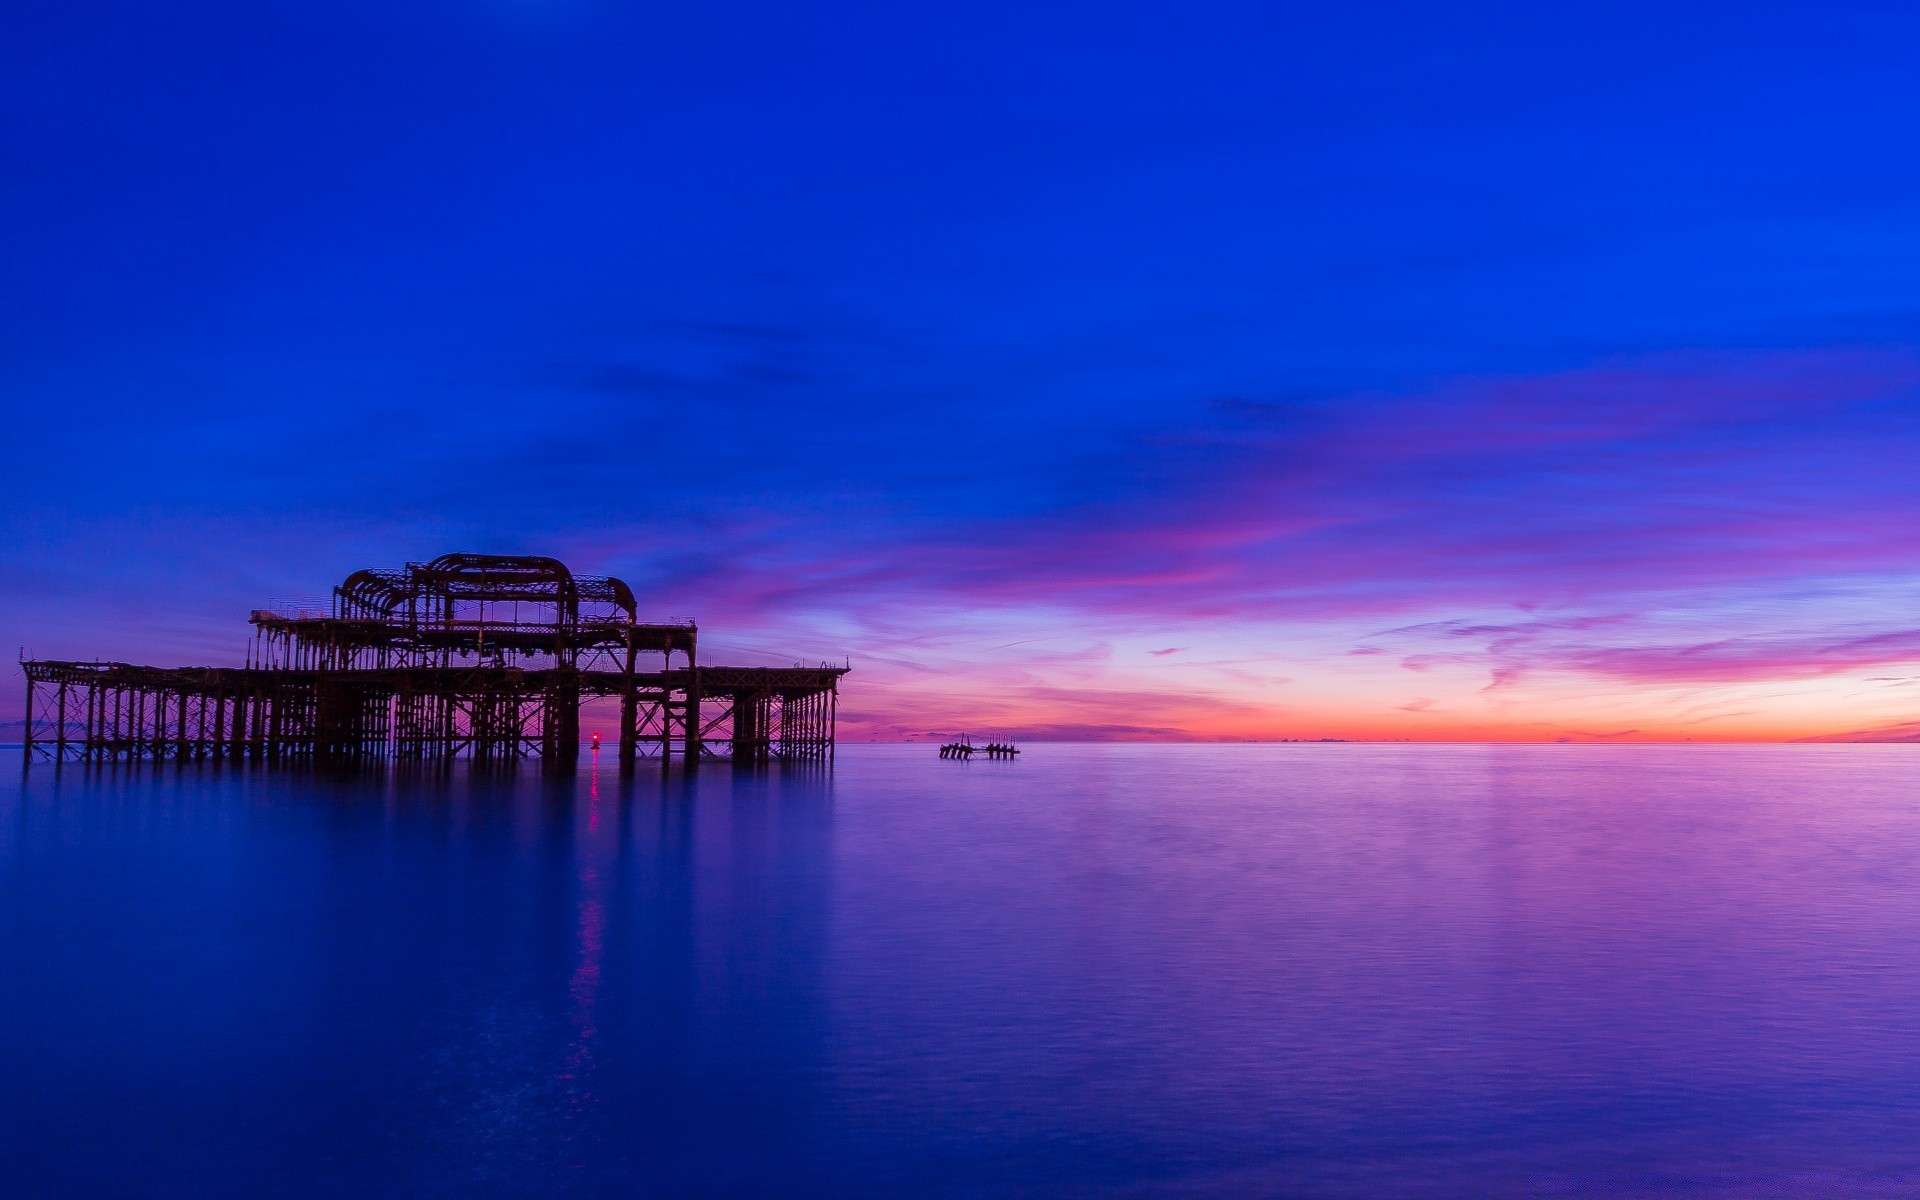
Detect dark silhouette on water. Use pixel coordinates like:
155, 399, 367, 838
941, 736, 1019, 760
21, 553, 848, 768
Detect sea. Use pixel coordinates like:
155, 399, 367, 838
5, 744, 1920, 1198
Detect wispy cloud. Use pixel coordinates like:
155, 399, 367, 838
554, 348, 1920, 739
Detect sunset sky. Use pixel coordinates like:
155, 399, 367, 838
6, 1, 1919, 741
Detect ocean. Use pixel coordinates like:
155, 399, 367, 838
5, 744, 1920, 1197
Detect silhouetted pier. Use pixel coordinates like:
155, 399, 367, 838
21, 554, 846, 768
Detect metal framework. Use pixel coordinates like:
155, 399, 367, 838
21, 554, 846, 768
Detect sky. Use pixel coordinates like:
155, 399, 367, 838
5, 0, 1920, 741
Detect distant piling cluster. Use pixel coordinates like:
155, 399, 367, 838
939, 737, 1019, 760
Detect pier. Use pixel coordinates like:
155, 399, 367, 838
21, 554, 846, 767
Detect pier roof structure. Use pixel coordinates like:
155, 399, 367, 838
249, 553, 697, 671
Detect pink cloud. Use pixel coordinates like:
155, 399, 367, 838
1565, 630, 1920, 685
616, 349, 1920, 636
566, 347, 1920, 739
1806, 721, 1920, 743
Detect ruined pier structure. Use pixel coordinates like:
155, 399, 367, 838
21, 554, 847, 766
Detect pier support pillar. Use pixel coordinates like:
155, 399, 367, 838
683, 680, 701, 764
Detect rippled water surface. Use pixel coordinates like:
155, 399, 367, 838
6, 744, 1920, 1197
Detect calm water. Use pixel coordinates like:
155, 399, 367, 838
5, 744, 1920, 1198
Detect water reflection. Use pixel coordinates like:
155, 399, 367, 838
5, 746, 1920, 1197
561, 750, 606, 1140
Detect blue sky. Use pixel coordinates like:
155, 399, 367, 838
6, 1, 1920, 739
